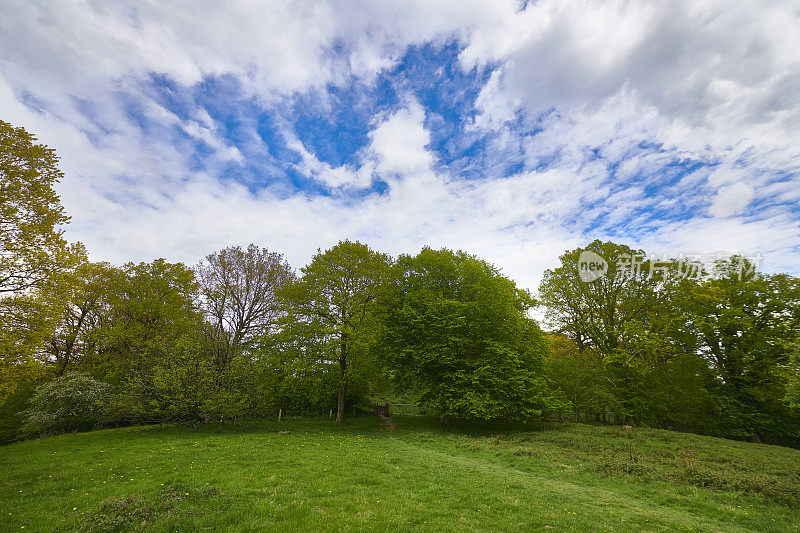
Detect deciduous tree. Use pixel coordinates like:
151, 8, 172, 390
196, 245, 293, 370
382, 248, 554, 425
0, 120, 72, 296
279, 240, 391, 423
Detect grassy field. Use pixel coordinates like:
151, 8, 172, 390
2, 416, 799, 532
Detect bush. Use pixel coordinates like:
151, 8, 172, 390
21, 373, 111, 437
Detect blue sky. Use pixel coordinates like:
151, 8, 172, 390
1, 0, 799, 290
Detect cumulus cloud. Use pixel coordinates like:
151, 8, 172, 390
368, 100, 433, 178
0, 0, 798, 291
710, 182, 756, 218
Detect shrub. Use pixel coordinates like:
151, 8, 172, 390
21, 373, 111, 437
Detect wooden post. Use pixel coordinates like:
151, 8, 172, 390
353, 405, 356, 418
278, 408, 282, 422
329, 409, 333, 420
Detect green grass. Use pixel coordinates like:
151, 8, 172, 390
2, 416, 799, 531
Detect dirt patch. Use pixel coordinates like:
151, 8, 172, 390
379, 415, 395, 432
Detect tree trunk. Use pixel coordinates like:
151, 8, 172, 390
440, 414, 452, 426
336, 378, 346, 424
55, 309, 87, 377
336, 334, 347, 424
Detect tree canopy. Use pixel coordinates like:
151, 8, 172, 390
0, 120, 72, 296
279, 240, 391, 423
2, 120, 800, 446
381, 248, 554, 424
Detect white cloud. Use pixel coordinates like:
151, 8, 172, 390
368, 100, 433, 178
461, 0, 800, 228
709, 182, 755, 218
0, 0, 798, 293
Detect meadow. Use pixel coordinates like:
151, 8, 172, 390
2, 416, 799, 532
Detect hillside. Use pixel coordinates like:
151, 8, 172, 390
2, 416, 799, 531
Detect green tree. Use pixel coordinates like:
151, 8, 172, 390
538, 240, 670, 356
381, 248, 554, 425
43, 260, 118, 376
0, 120, 72, 296
80, 258, 218, 424
538, 241, 683, 423
279, 240, 391, 423
117, 324, 231, 424
543, 333, 610, 422
0, 120, 82, 406
95, 259, 202, 381
672, 258, 800, 443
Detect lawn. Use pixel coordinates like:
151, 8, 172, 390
1, 415, 799, 531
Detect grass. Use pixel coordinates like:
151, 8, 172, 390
1, 416, 799, 531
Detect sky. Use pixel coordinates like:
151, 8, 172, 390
1, 0, 799, 291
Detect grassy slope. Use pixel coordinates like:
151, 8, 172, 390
1, 416, 799, 532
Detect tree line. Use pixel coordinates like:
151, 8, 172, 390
2, 120, 799, 446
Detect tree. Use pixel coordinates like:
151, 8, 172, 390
538, 241, 682, 422
381, 248, 554, 425
671, 258, 800, 442
0, 120, 85, 370
0, 121, 81, 406
43, 261, 118, 376
0, 120, 72, 295
93, 259, 203, 384
196, 245, 294, 370
538, 240, 670, 357
279, 240, 391, 423
543, 333, 610, 422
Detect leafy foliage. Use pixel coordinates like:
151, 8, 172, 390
0, 119, 71, 296
21, 373, 111, 437
382, 248, 555, 423
0, 121, 84, 371
2, 119, 800, 447
279, 240, 392, 422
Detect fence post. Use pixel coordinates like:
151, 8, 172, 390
278, 408, 282, 422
